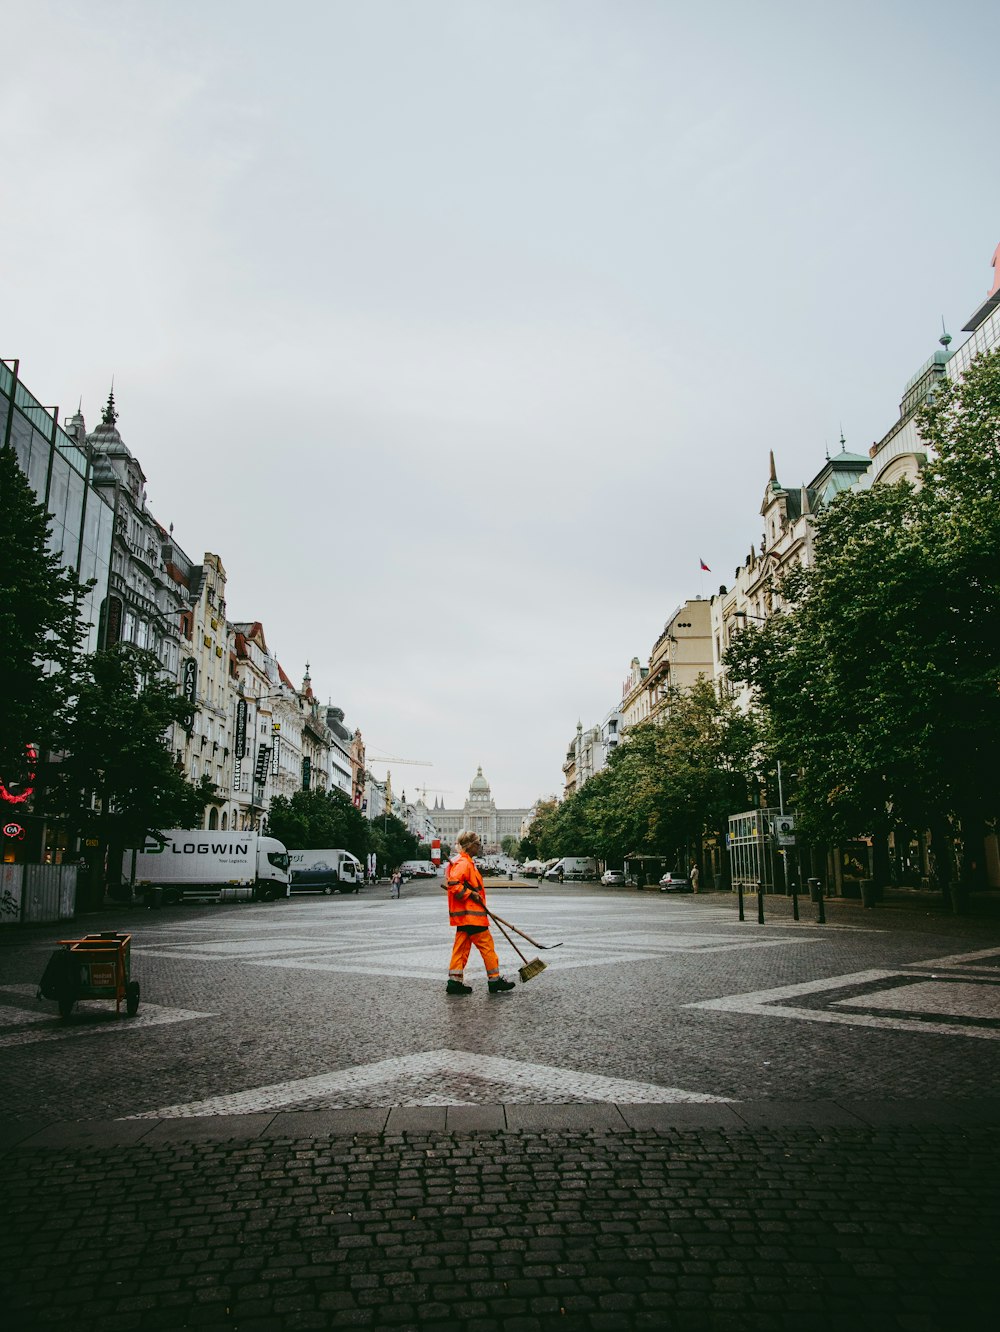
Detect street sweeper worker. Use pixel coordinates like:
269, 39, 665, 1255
443, 830, 515, 996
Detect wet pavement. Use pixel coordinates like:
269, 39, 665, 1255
2, 884, 998, 1329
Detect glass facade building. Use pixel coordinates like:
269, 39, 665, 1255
1, 359, 114, 654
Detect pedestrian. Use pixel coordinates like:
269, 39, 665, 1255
390, 870, 401, 899
443, 830, 515, 996
690, 862, 700, 893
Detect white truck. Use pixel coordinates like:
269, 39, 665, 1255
543, 856, 598, 882
287, 848, 363, 894
132, 830, 291, 903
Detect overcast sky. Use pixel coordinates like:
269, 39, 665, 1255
4, 0, 999, 809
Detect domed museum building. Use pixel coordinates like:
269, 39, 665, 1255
430, 768, 534, 854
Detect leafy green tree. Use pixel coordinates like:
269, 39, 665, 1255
725, 347, 1000, 887
500, 835, 519, 857
0, 442, 90, 800
726, 482, 943, 867
369, 813, 419, 875
917, 346, 1000, 878
267, 788, 370, 860
522, 799, 558, 859
521, 684, 757, 882
46, 645, 216, 904
593, 682, 758, 877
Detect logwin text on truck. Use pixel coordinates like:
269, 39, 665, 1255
132, 831, 291, 904
287, 849, 364, 894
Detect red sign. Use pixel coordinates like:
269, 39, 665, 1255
0, 744, 39, 806
431, 838, 441, 865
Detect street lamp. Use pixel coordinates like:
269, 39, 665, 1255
732, 610, 769, 623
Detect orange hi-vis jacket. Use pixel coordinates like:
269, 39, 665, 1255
445, 851, 488, 929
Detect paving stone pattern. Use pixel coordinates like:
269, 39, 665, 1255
3, 1121, 997, 1332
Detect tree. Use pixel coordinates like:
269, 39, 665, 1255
725, 347, 1000, 886
0, 443, 90, 805
500, 835, 519, 857
522, 799, 558, 860
595, 682, 758, 876
46, 645, 216, 904
520, 685, 758, 881
725, 482, 946, 865
267, 788, 370, 861
917, 346, 1000, 878
368, 813, 419, 875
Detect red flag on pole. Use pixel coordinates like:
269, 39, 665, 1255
699, 559, 711, 572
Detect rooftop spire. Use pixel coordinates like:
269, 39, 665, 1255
102, 386, 118, 428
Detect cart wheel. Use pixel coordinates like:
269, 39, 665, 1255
126, 981, 140, 1016
58, 995, 75, 1020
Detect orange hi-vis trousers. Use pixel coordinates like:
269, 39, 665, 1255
449, 926, 501, 982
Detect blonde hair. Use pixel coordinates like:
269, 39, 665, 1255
456, 829, 480, 851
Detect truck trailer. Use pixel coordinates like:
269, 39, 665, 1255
287, 848, 363, 894
132, 831, 291, 903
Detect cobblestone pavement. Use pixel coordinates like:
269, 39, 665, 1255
1, 886, 998, 1329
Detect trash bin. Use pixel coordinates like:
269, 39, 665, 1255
860, 879, 877, 908
40, 932, 139, 1019
808, 877, 822, 903
145, 885, 163, 909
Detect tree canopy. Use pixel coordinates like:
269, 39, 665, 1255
46, 645, 217, 901
522, 679, 759, 876
725, 347, 1000, 879
267, 788, 370, 860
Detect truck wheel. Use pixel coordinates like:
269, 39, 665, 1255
323, 886, 334, 896
126, 981, 140, 1016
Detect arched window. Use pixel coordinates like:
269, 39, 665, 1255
222, 812, 228, 830
209, 807, 219, 829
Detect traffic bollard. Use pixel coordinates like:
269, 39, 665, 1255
808, 877, 826, 924
791, 880, 799, 921
737, 880, 745, 921
757, 880, 765, 924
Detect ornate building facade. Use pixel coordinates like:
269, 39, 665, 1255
429, 768, 534, 853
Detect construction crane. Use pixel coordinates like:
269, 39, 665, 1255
415, 785, 451, 802
365, 751, 432, 767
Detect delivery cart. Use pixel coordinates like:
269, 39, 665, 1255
42, 931, 140, 1020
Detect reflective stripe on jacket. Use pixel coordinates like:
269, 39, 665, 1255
445, 851, 487, 928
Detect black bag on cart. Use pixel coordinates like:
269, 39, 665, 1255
37, 948, 82, 1002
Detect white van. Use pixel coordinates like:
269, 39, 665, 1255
543, 857, 598, 882
287, 849, 363, 894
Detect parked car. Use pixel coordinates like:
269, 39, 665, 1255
659, 872, 693, 893
600, 869, 625, 885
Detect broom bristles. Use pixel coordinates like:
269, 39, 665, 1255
518, 957, 546, 983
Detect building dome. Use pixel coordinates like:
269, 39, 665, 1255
470, 766, 490, 793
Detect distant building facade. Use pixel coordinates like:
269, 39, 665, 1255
429, 768, 533, 853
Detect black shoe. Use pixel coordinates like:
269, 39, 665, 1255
488, 977, 516, 994
446, 980, 472, 995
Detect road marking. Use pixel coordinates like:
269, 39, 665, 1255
0, 986, 212, 1047
135, 926, 821, 978
125, 1048, 733, 1117
686, 964, 1000, 1038
833, 980, 1000, 1018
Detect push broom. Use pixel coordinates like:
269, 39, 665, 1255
471, 895, 561, 983
482, 908, 563, 951
488, 911, 547, 983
